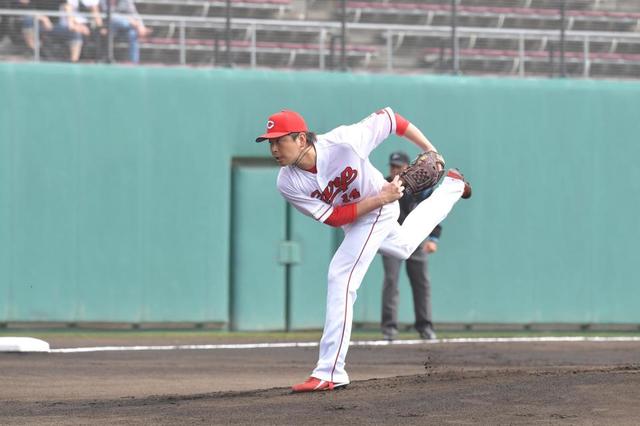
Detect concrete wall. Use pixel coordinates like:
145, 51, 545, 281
1, 63, 639, 326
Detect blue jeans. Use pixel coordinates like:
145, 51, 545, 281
23, 17, 83, 42
51, 24, 83, 43
22, 16, 35, 28
111, 16, 139, 63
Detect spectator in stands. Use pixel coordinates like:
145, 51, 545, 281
16, 0, 93, 60
15, 0, 55, 52
58, 0, 103, 62
0, 0, 9, 46
380, 151, 441, 341
100, 0, 150, 63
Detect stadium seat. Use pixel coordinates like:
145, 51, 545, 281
424, 46, 640, 63
0, 0, 638, 78
137, 36, 377, 68
135, 0, 292, 19
346, 1, 640, 31
423, 46, 640, 78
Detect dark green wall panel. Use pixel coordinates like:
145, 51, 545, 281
231, 165, 286, 330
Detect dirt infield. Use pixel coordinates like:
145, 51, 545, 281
3, 338, 640, 425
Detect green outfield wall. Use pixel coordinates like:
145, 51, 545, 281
1, 63, 639, 327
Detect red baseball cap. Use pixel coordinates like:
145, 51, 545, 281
255, 110, 308, 142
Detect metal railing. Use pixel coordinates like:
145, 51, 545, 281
1, 8, 640, 77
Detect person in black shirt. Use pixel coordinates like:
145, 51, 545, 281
381, 151, 442, 341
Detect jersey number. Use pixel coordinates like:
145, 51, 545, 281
341, 189, 361, 204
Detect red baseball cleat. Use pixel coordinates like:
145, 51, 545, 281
291, 377, 348, 393
446, 168, 472, 199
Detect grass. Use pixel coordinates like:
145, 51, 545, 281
1, 328, 640, 343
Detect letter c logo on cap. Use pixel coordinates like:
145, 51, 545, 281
267, 120, 275, 130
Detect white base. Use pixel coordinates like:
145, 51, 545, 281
0, 337, 50, 353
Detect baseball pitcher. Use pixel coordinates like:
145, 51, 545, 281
255, 108, 471, 393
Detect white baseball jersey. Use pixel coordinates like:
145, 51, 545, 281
277, 107, 397, 223
274, 108, 465, 385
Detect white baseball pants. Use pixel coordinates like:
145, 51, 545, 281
311, 176, 465, 384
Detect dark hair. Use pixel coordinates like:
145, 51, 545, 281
290, 132, 317, 145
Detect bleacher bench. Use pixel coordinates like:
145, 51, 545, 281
140, 37, 378, 66
136, 0, 291, 7
134, 0, 292, 15
424, 47, 640, 64
347, 1, 640, 26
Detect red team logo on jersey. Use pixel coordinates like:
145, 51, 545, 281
311, 166, 361, 204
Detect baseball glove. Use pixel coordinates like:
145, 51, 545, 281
399, 151, 445, 195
